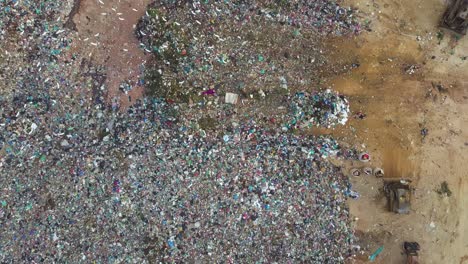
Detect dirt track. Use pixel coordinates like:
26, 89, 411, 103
330, 0, 468, 263
71, 0, 152, 108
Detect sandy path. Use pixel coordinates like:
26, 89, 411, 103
72, 0, 152, 108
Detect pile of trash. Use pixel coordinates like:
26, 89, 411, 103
135, 0, 360, 102
288, 89, 350, 129
0, 0, 360, 263
0, 0, 100, 111
0, 96, 355, 262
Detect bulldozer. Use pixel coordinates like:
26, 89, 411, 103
383, 178, 412, 214
441, 0, 468, 35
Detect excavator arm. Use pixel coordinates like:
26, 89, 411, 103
441, 0, 468, 35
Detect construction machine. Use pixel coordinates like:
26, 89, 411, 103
383, 178, 412, 214
441, 0, 468, 35
404, 242, 421, 264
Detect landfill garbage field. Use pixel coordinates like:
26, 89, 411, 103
1, 0, 468, 263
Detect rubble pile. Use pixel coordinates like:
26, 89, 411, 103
135, 0, 360, 102
0, 0, 360, 263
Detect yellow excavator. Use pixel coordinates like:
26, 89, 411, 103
383, 178, 412, 214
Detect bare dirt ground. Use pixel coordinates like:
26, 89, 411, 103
71, 0, 152, 108
67, 0, 467, 263
326, 0, 468, 263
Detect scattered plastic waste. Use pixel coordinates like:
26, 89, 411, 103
0, 0, 363, 262
363, 167, 373, 175
374, 168, 385, 177
135, 1, 360, 103
225, 93, 239, 104
288, 90, 350, 129
369, 246, 384, 261
351, 168, 361, 177
359, 152, 371, 162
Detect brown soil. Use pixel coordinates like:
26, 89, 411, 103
329, 0, 468, 263
71, 0, 152, 108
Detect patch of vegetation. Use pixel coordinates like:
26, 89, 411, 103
437, 31, 444, 44
147, 7, 159, 18
137, 6, 198, 102
144, 65, 201, 103
436, 181, 452, 197
97, 129, 110, 141
198, 117, 218, 130
145, 66, 165, 98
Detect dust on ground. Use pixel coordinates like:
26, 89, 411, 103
325, 0, 468, 263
